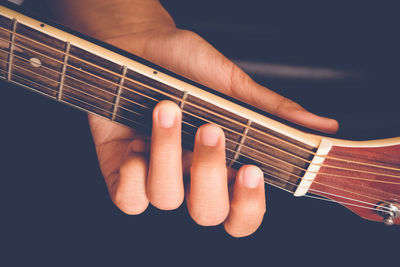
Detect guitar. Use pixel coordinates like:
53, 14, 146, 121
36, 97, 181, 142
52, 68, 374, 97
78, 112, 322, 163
1, 2, 399, 226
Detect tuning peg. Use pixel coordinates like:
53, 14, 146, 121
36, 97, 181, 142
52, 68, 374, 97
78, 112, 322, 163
375, 201, 400, 226
383, 216, 394, 226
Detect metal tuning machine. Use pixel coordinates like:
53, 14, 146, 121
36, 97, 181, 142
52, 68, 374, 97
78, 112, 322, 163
375, 202, 400, 225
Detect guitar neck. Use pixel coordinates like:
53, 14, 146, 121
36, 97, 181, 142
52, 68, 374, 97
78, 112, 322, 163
0, 3, 321, 194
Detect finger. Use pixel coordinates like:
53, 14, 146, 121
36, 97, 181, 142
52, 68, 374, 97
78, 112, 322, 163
112, 139, 150, 215
224, 165, 266, 238
187, 124, 229, 226
147, 100, 184, 210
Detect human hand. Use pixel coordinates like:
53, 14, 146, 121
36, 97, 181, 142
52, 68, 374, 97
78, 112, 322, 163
90, 31, 338, 237
53, 0, 338, 237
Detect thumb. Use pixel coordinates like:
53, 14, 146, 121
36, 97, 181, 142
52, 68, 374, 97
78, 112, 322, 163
226, 64, 339, 134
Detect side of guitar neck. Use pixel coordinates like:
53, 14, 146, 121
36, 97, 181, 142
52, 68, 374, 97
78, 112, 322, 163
2, 3, 400, 196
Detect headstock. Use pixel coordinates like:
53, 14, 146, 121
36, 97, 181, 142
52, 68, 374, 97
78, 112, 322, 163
309, 143, 400, 225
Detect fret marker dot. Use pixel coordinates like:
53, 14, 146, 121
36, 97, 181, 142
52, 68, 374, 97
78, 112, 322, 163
30, 57, 42, 68
153, 71, 158, 75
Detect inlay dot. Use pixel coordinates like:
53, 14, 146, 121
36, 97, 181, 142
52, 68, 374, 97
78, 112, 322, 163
29, 57, 42, 68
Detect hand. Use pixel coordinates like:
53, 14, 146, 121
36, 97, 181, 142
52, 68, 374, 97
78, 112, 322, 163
53, 0, 338, 237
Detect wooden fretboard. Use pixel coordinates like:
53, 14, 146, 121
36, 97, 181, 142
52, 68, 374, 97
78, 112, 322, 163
0, 5, 317, 193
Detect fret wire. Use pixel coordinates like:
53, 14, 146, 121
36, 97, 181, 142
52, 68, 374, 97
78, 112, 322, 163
8, 66, 400, 191
112, 65, 127, 121
8, 62, 400, 189
5, 71, 399, 207
180, 91, 188, 109
4, 55, 400, 181
6, 19, 17, 81
3, 31, 400, 177
1, 64, 301, 179
11, 59, 303, 177
15, 60, 400, 186
6, 26, 400, 178
229, 119, 252, 167
0, 30, 318, 157
0, 53, 313, 172
6, 57, 400, 182
8, 59, 308, 175
1, 70, 301, 192
0, 35, 328, 170
57, 41, 70, 101
0, 58, 123, 111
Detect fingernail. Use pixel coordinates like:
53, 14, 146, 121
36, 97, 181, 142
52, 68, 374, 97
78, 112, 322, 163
200, 124, 220, 147
242, 166, 262, 189
158, 106, 177, 128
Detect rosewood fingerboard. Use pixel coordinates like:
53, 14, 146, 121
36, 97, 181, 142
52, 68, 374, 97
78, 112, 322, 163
0, 12, 317, 192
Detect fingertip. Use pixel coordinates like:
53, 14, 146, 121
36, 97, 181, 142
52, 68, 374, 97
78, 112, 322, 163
240, 165, 263, 189
223, 165, 266, 237
289, 109, 340, 134
148, 190, 184, 211
153, 100, 182, 128
326, 118, 339, 134
197, 124, 224, 147
114, 193, 149, 215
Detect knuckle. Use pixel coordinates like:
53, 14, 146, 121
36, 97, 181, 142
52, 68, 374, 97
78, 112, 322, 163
190, 165, 227, 178
175, 29, 201, 42
231, 201, 265, 217
119, 156, 147, 177
229, 64, 252, 96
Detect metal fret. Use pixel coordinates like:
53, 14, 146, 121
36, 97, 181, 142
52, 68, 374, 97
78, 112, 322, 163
229, 119, 252, 167
7, 18, 17, 81
180, 91, 188, 109
0, 6, 317, 194
111, 65, 127, 121
57, 41, 70, 101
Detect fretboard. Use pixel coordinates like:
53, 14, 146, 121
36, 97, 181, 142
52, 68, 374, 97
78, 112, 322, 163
0, 5, 318, 193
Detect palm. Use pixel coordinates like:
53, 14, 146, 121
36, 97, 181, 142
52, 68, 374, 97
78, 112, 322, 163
89, 28, 237, 196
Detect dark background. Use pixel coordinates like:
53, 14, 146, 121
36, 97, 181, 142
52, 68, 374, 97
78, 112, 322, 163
1, 0, 399, 266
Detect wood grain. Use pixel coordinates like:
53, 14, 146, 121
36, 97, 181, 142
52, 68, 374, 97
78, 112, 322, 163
310, 145, 400, 224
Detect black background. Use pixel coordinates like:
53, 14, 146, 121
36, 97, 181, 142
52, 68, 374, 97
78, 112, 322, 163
1, 0, 399, 266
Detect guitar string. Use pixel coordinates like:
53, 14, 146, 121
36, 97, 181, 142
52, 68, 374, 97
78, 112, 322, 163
0, 23, 396, 215
0, 34, 324, 155
1, 49, 400, 184
3, 34, 400, 178
3, 58, 400, 189
2, 59, 400, 202
2, 71, 393, 213
1, 69, 396, 211
311, 180, 393, 204
0, 33, 400, 207
2, 61, 400, 198
302, 194, 390, 213
308, 188, 389, 208
0, 30, 399, 173
1, 27, 396, 216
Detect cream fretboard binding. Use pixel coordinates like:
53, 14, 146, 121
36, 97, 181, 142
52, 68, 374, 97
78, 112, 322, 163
0, 4, 319, 193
